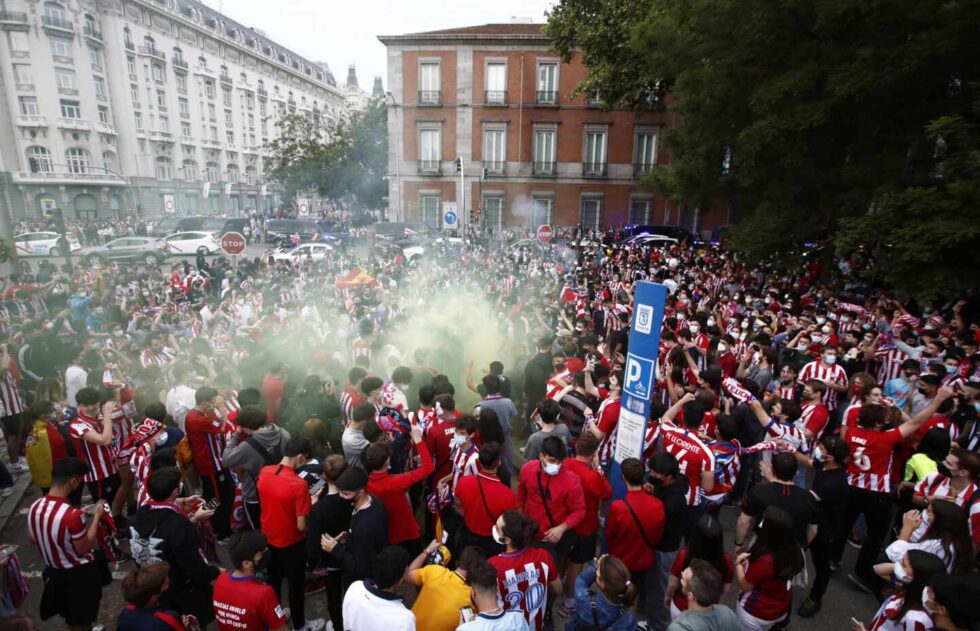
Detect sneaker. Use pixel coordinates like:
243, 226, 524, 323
637, 622, 649, 631
797, 598, 821, 618
304, 576, 327, 596
829, 560, 841, 573
8, 460, 29, 473
847, 536, 864, 549
295, 619, 326, 631
0, 487, 13, 498
848, 572, 875, 595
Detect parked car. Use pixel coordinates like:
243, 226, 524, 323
265, 218, 334, 244
14, 231, 81, 257
79, 237, 171, 266
201, 217, 252, 240
623, 234, 679, 247
162, 231, 222, 255
267, 242, 333, 263
148, 215, 209, 237
371, 221, 440, 241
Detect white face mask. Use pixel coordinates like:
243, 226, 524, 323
707, 318, 716, 327
543, 461, 561, 476
689, 325, 700, 334
816, 316, 827, 325
717, 344, 728, 353
823, 354, 837, 365
821, 325, 832, 334
155, 431, 168, 447
451, 434, 467, 448
492, 525, 507, 546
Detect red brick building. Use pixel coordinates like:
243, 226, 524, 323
378, 22, 722, 231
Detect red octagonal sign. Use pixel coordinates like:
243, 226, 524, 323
536, 224, 553, 245
221, 231, 246, 255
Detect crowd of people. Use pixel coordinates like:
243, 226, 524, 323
0, 222, 979, 631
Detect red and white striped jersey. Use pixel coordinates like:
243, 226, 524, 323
489, 547, 557, 631
801, 402, 831, 441
130, 442, 154, 507
705, 439, 741, 502
646, 420, 716, 506
595, 397, 621, 464
351, 336, 372, 364
69, 413, 118, 482
140, 347, 176, 369
798, 360, 848, 409
450, 443, 479, 491
28, 495, 93, 569
340, 387, 364, 427
0, 371, 25, 417
771, 382, 800, 402
844, 426, 903, 493
868, 595, 932, 631
109, 406, 132, 461
874, 347, 908, 385
413, 407, 439, 435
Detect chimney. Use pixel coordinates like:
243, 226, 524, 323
346, 64, 359, 90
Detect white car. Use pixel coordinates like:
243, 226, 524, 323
623, 233, 678, 247
268, 243, 333, 262
162, 231, 222, 255
14, 231, 81, 257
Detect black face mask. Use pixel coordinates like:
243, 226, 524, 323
649, 477, 665, 488
918, 387, 930, 396
937, 463, 952, 478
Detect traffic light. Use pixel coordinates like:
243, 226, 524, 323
468, 208, 475, 224
455, 157, 462, 173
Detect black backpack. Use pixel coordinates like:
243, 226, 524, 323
245, 433, 284, 466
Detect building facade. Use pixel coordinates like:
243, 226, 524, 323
0, 0, 353, 221
379, 22, 712, 231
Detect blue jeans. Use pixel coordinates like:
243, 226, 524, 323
647, 549, 679, 631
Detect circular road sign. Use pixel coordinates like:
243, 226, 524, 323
221, 231, 247, 255
536, 224, 554, 245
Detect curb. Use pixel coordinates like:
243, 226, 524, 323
0, 472, 33, 536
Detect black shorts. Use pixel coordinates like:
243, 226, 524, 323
39, 560, 105, 626
568, 531, 598, 564
86, 473, 121, 505
537, 530, 578, 568
0, 413, 23, 438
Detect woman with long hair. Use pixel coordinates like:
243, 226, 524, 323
857, 550, 947, 631
22, 400, 68, 496
488, 511, 562, 631
664, 513, 732, 619
881, 499, 973, 577
794, 433, 850, 618
565, 554, 638, 631
735, 506, 804, 630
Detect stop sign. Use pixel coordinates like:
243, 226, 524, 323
221, 231, 246, 255
536, 224, 553, 245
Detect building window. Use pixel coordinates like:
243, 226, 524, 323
102, 151, 117, 173
182, 159, 198, 180
207, 103, 216, 121
49, 37, 72, 60
204, 81, 215, 99
531, 197, 553, 227
635, 131, 657, 175
482, 127, 506, 173
209, 126, 218, 141
418, 127, 441, 173
65, 147, 91, 174
483, 195, 503, 231
222, 88, 231, 106
43, 3, 68, 27
485, 62, 506, 104
9, 32, 29, 54
418, 62, 440, 105
13, 64, 33, 86
225, 110, 233, 126
157, 90, 167, 110
536, 62, 558, 104
155, 156, 173, 180
55, 68, 75, 90
533, 130, 556, 175
130, 85, 140, 108
94, 76, 107, 99
159, 116, 169, 133
227, 164, 239, 183
59, 99, 81, 119
151, 64, 164, 83
18, 97, 39, 116
176, 74, 187, 92
134, 112, 142, 129
205, 162, 219, 182
127, 55, 137, 78
178, 98, 189, 116
98, 105, 110, 124
420, 195, 440, 228
88, 48, 103, 71
580, 197, 602, 230
26, 146, 52, 173
583, 129, 608, 176
181, 121, 192, 137
629, 198, 651, 225
226, 131, 235, 145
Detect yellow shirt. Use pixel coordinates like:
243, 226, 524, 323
410, 565, 472, 631
25, 420, 53, 488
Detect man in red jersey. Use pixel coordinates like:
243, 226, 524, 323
833, 387, 953, 596
798, 347, 849, 411
652, 393, 715, 527
340, 367, 367, 427
213, 530, 288, 631
606, 458, 665, 587
185, 386, 233, 541
560, 432, 612, 616
454, 442, 517, 556
68, 387, 119, 505
489, 510, 562, 631
365, 426, 434, 557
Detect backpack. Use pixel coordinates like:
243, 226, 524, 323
245, 432, 284, 466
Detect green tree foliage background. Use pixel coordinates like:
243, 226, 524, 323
547, 0, 980, 298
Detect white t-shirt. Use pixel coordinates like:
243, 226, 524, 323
458, 610, 530, 631
64, 365, 88, 407
342, 580, 415, 631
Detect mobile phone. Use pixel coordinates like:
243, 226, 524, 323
460, 607, 476, 623
206, 497, 220, 511
309, 479, 327, 497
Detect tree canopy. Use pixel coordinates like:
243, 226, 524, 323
546, 0, 980, 298
264, 98, 388, 211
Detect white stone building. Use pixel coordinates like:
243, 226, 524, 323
0, 0, 350, 220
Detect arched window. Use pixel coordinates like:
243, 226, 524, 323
226, 163, 239, 183
123, 26, 132, 45
155, 156, 173, 180
143, 35, 155, 53
101, 150, 117, 174
65, 148, 91, 174
182, 159, 198, 181
172, 46, 183, 63
84, 14, 98, 33
26, 146, 52, 173
205, 161, 219, 182
244, 165, 256, 185
43, 2, 66, 24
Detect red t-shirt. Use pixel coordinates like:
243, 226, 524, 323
256, 464, 311, 548
367, 440, 433, 544
489, 548, 557, 631
737, 553, 791, 621
670, 549, 733, 611
424, 419, 457, 484
213, 572, 288, 631
185, 409, 226, 475
845, 426, 903, 493
605, 490, 665, 571
454, 471, 517, 537
561, 458, 613, 536
261, 374, 285, 422
802, 402, 830, 437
